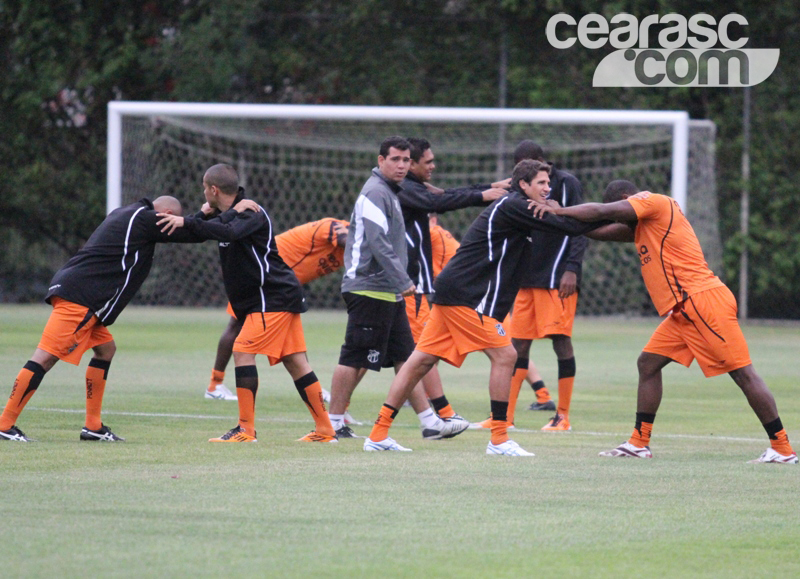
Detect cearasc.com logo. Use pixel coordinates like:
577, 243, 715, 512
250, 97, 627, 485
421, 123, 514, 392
546, 13, 779, 87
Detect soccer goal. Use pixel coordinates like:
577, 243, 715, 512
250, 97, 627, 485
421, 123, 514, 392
107, 102, 718, 315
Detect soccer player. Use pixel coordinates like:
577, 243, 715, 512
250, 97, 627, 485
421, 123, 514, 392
0, 196, 202, 442
328, 136, 467, 441
532, 180, 797, 463
508, 140, 587, 431
429, 213, 459, 278
363, 159, 602, 454
397, 137, 508, 423
157, 164, 336, 443
205, 217, 349, 401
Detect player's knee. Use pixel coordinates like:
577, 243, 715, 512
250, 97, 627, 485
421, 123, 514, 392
94, 340, 116, 361
637, 352, 662, 377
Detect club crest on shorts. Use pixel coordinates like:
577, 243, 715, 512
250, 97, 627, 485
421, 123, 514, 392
367, 349, 380, 364
495, 324, 506, 336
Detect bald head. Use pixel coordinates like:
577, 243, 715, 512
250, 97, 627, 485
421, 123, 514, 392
603, 180, 639, 203
152, 195, 183, 216
203, 164, 239, 195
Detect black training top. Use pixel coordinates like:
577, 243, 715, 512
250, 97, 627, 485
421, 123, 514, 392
45, 198, 201, 326
432, 190, 603, 321
182, 189, 307, 319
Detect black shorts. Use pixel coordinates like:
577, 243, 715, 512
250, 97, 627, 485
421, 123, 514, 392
338, 292, 415, 371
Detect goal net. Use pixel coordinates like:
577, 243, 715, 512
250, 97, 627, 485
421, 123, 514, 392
110, 104, 718, 316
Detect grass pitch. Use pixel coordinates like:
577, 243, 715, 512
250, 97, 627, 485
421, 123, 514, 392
1, 305, 799, 578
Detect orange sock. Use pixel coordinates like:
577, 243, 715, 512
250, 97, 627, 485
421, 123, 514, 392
506, 358, 528, 425
235, 365, 258, 437
764, 418, 794, 455
430, 396, 455, 419
629, 412, 655, 448
534, 383, 551, 403
85, 359, 110, 431
209, 369, 225, 392
0, 361, 46, 431
368, 404, 398, 441
294, 372, 335, 437
556, 357, 576, 417
489, 400, 510, 445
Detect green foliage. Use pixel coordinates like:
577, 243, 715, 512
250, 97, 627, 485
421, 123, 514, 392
2, 0, 800, 316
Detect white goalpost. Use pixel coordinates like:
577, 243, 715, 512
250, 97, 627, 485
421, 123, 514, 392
106, 102, 715, 316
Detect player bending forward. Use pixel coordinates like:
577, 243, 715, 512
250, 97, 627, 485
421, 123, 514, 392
532, 180, 796, 464
363, 159, 602, 455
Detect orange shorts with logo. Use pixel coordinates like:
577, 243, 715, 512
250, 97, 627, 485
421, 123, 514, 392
233, 311, 307, 365
509, 288, 577, 340
404, 294, 431, 342
38, 297, 114, 366
643, 286, 751, 377
416, 305, 511, 367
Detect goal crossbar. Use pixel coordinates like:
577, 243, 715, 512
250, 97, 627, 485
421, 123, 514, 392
106, 101, 689, 214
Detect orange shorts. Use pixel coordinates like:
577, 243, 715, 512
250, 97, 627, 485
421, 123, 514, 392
404, 294, 431, 343
509, 288, 577, 340
416, 305, 511, 367
38, 297, 114, 366
233, 311, 307, 365
226, 302, 235, 317
643, 286, 751, 377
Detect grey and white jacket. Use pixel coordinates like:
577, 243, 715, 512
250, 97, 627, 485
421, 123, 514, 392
341, 167, 413, 297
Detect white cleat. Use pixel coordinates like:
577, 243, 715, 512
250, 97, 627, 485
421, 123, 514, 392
343, 411, 364, 426
748, 448, 798, 464
422, 416, 470, 440
486, 439, 534, 456
321, 388, 331, 404
599, 441, 652, 458
205, 384, 238, 401
363, 436, 412, 452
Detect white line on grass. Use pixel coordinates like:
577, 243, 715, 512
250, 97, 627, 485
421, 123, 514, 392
29, 406, 765, 443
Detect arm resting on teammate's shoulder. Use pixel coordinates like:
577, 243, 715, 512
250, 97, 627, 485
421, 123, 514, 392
183, 209, 265, 242
585, 223, 635, 242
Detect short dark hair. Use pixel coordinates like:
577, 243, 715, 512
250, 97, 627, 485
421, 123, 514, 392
511, 159, 550, 190
407, 137, 431, 162
204, 163, 239, 195
603, 180, 639, 203
380, 136, 411, 157
513, 140, 546, 164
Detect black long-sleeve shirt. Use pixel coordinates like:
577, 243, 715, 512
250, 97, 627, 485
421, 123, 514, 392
520, 166, 589, 288
182, 190, 307, 319
433, 191, 604, 321
45, 198, 201, 326
398, 174, 489, 293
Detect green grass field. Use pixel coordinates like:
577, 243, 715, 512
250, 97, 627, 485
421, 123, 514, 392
1, 305, 799, 578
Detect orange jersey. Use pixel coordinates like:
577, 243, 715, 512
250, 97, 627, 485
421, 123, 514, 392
275, 218, 349, 284
429, 223, 460, 278
628, 193, 724, 316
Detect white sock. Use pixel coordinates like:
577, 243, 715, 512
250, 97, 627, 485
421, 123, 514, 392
417, 408, 440, 429
329, 414, 345, 430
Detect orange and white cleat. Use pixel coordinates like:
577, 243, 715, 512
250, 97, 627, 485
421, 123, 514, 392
209, 425, 257, 442
541, 413, 571, 431
297, 431, 338, 443
748, 448, 798, 464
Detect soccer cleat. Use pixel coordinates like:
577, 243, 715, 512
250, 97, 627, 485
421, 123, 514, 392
486, 439, 535, 456
209, 425, 257, 442
541, 413, 571, 431
205, 384, 238, 401
343, 411, 363, 426
0, 425, 32, 442
748, 448, 798, 464
363, 436, 412, 452
528, 400, 556, 411
335, 425, 362, 439
599, 441, 652, 458
297, 431, 338, 443
321, 388, 331, 404
80, 424, 125, 442
422, 416, 470, 440
468, 417, 515, 430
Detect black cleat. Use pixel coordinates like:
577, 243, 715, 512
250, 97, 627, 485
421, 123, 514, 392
335, 425, 363, 439
0, 425, 32, 441
528, 400, 556, 411
80, 424, 125, 442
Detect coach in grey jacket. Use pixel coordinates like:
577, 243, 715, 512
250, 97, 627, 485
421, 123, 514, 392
328, 136, 466, 442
